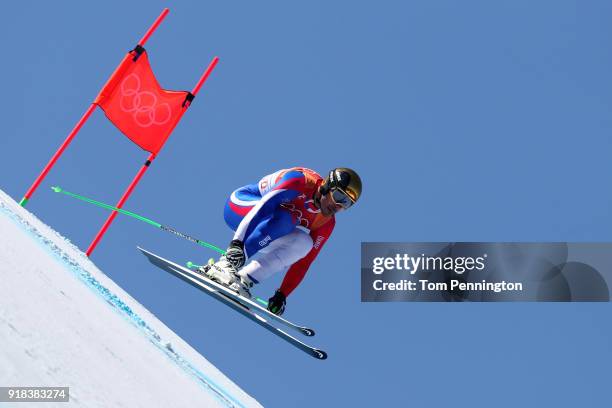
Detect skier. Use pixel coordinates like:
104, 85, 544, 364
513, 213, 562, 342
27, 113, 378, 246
202, 167, 362, 315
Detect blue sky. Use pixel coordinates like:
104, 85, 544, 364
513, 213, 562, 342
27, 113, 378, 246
2, 1, 612, 406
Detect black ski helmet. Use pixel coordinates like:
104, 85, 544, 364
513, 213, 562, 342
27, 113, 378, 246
320, 168, 362, 207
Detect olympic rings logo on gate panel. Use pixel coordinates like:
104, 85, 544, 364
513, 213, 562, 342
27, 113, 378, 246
119, 73, 172, 128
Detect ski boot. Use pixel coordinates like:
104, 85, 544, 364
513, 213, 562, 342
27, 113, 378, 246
229, 273, 254, 299
201, 257, 254, 299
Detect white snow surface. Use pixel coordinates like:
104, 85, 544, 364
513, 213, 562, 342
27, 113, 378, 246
0, 189, 262, 408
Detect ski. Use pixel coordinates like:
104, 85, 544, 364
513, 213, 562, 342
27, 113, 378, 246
138, 247, 327, 360
138, 247, 316, 337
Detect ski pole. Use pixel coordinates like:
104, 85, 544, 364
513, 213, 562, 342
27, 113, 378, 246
51, 186, 225, 254
255, 298, 269, 307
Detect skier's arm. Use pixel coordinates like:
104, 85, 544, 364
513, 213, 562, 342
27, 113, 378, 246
279, 219, 335, 297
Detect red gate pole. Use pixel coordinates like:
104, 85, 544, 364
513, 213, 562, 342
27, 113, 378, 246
86, 153, 156, 256
19, 8, 169, 207
85, 55, 219, 256
19, 104, 97, 206
138, 8, 169, 46
191, 56, 219, 96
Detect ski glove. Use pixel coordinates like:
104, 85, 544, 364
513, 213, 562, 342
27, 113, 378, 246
267, 289, 286, 316
225, 240, 246, 269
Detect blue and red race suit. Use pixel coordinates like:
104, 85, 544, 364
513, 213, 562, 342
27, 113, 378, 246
223, 167, 335, 296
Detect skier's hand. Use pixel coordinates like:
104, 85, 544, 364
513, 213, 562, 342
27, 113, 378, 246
267, 289, 286, 316
225, 240, 246, 269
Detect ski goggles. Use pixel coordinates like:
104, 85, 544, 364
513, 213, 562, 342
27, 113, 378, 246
330, 188, 354, 209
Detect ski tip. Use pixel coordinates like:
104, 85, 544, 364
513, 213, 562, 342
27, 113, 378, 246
300, 327, 315, 337
313, 349, 327, 360
136, 247, 152, 257
51, 186, 62, 193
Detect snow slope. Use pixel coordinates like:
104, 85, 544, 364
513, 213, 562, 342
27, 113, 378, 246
0, 189, 261, 408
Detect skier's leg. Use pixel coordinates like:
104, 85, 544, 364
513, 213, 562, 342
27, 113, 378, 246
224, 184, 295, 250
238, 228, 313, 283
223, 184, 261, 231
242, 207, 297, 258
204, 185, 261, 295
211, 185, 295, 297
